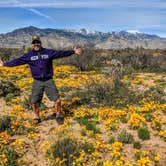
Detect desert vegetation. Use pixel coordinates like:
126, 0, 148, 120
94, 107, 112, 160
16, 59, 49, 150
0, 47, 166, 165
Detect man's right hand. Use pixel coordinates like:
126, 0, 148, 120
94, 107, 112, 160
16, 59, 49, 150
0, 59, 4, 66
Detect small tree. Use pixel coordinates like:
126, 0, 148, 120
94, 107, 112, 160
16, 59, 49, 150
61, 48, 103, 71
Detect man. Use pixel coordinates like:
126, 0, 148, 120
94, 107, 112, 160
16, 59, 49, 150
0, 36, 82, 124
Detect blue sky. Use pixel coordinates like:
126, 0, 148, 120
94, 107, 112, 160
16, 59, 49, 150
0, 0, 166, 37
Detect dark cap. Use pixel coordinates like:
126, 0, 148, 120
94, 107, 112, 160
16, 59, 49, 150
31, 36, 41, 44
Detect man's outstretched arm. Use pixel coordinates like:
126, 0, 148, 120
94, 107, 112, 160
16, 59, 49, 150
0, 54, 28, 67
50, 46, 82, 59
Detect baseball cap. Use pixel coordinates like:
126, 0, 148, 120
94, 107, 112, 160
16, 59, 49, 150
31, 36, 41, 44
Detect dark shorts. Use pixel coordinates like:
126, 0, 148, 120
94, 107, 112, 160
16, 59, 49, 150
30, 79, 59, 104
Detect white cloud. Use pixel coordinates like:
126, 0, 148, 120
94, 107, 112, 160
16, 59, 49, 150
27, 8, 56, 22
7, 0, 57, 23
0, 0, 100, 8
0, 0, 165, 8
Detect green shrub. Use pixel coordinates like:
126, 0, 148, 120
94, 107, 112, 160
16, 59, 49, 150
4, 93, 15, 102
0, 80, 20, 98
133, 141, 141, 149
0, 116, 11, 132
76, 117, 100, 134
120, 115, 128, 123
108, 122, 118, 131
82, 142, 95, 154
50, 138, 80, 165
70, 78, 147, 107
109, 136, 115, 144
152, 121, 162, 131
48, 138, 96, 165
117, 129, 134, 144
85, 79, 114, 105
138, 127, 150, 140
144, 113, 153, 122
3, 148, 18, 166
143, 86, 165, 102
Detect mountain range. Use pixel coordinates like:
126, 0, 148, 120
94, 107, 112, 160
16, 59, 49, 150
0, 26, 166, 49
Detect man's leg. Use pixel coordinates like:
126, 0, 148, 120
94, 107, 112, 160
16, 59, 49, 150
54, 98, 62, 115
45, 79, 64, 124
32, 103, 40, 119
31, 79, 44, 123
45, 79, 61, 114
54, 98, 64, 124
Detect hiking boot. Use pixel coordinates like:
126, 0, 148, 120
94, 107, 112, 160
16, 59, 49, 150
51, 113, 57, 118
56, 114, 64, 125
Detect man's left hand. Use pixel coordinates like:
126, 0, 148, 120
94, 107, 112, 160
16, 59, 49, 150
74, 46, 82, 55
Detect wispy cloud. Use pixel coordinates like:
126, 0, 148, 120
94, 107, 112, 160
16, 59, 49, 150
0, 0, 91, 8
27, 8, 56, 22
0, 0, 166, 9
9, 0, 57, 22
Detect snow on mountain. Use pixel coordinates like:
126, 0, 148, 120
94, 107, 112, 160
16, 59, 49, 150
127, 30, 143, 34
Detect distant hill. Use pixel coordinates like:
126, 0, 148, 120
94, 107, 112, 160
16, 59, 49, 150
0, 26, 166, 49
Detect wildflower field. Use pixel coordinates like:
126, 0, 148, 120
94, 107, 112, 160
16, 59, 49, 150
0, 61, 166, 166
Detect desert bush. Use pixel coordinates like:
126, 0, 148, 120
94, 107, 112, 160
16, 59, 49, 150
48, 137, 96, 165
0, 115, 11, 132
85, 79, 114, 105
50, 138, 80, 165
106, 48, 166, 72
144, 113, 153, 122
133, 141, 141, 149
152, 121, 162, 131
144, 86, 165, 102
2, 147, 18, 166
120, 115, 128, 123
70, 79, 144, 107
60, 49, 103, 71
75, 117, 100, 134
4, 93, 15, 102
117, 129, 134, 144
108, 136, 115, 144
83, 142, 95, 154
0, 80, 20, 100
138, 127, 150, 140
85, 79, 144, 107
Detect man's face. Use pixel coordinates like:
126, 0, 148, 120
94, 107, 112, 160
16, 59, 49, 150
32, 41, 41, 51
